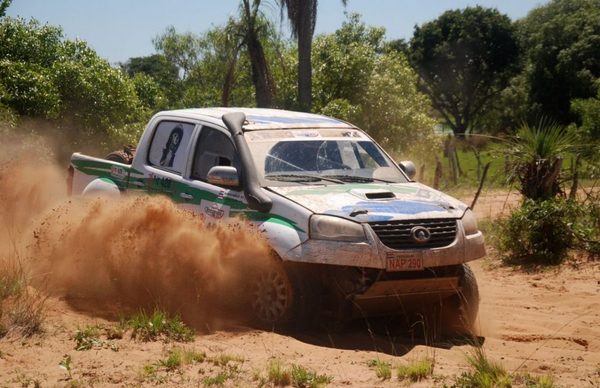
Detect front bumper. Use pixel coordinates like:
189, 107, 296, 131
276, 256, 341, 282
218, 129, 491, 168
284, 221, 486, 269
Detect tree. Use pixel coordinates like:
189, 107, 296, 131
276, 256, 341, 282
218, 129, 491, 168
240, 0, 276, 107
0, 17, 146, 149
518, 0, 600, 125
0, 0, 12, 18
409, 6, 519, 135
505, 119, 576, 200
153, 26, 204, 80
278, 0, 346, 112
312, 15, 438, 159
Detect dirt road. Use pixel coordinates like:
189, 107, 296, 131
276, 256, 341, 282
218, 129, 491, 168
1, 256, 598, 387
0, 159, 598, 386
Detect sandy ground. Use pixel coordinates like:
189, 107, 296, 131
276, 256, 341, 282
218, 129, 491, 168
1, 170, 599, 387
1, 256, 598, 387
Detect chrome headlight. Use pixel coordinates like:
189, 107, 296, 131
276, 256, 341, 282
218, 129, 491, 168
462, 209, 479, 235
310, 215, 366, 242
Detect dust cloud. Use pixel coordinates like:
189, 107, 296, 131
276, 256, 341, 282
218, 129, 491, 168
0, 148, 271, 330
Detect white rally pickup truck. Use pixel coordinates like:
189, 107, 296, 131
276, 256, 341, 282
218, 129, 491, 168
69, 108, 485, 331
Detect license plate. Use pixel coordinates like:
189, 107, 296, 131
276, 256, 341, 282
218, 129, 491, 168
386, 252, 424, 271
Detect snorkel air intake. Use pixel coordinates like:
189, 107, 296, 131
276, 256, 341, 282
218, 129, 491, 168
222, 112, 273, 213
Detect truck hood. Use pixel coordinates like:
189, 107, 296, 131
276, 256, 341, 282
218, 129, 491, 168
268, 182, 468, 222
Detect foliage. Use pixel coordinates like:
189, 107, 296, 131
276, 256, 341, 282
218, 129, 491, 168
396, 358, 434, 382
153, 26, 203, 80
0, 17, 147, 149
454, 346, 512, 388
239, 0, 277, 107
0, 256, 45, 338
409, 6, 519, 135
290, 364, 333, 387
367, 359, 392, 380
313, 14, 439, 161
496, 198, 582, 265
131, 72, 168, 111
0, 0, 11, 18
122, 308, 194, 342
120, 54, 180, 108
266, 359, 292, 386
73, 325, 102, 351
159, 347, 206, 371
504, 119, 576, 200
572, 80, 600, 165
517, 0, 600, 125
264, 359, 331, 387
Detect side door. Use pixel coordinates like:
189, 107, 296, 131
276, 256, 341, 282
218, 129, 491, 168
174, 124, 248, 222
136, 119, 198, 198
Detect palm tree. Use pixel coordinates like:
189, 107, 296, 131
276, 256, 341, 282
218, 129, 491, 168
241, 0, 276, 107
505, 119, 577, 201
278, 0, 346, 111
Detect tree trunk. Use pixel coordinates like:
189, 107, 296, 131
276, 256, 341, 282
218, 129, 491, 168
569, 155, 581, 200
297, 4, 312, 112
247, 35, 275, 107
243, 0, 275, 108
221, 45, 240, 106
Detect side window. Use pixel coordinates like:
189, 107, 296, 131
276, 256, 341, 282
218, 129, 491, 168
192, 126, 240, 181
148, 121, 195, 174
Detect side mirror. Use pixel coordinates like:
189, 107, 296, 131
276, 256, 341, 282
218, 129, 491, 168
399, 160, 417, 180
207, 166, 240, 188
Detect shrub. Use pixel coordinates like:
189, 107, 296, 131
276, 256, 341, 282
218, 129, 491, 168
122, 308, 194, 342
496, 198, 580, 265
396, 358, 434, 382
367, 359, 392, 380
455, 346, 511, 388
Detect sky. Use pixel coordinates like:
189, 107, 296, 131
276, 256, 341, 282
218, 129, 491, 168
7, 0, 549, 65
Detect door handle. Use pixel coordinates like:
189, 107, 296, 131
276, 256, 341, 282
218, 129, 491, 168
179, 192, 193, 200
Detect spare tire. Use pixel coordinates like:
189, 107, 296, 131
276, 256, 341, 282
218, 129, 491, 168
105, 145, 136, 165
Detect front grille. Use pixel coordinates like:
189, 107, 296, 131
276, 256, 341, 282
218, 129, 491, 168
369, 219, 457, 250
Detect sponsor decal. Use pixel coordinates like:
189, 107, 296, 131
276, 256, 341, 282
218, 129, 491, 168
341, 200, 447, 215
110, 166, 127, 180
200, 200, 230, 220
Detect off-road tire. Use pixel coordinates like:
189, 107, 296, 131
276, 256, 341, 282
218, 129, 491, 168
105, 145, 136, 165
247, 258, 321, 329
448, 263, 480, 336
105, 150, 131, 164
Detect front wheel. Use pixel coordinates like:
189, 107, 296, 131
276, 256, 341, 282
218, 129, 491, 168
250, 260, 295, 325
442, 263, 480, 336
247, 258, 321, 329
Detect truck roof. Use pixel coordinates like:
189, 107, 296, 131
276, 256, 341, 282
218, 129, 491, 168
160, 107, 356, 130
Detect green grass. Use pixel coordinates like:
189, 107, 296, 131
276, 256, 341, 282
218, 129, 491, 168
291, 364, 333, 387
454, 347, 511, 388
263, 359, 332, 388
202, 371, 229, 386
367, 359, 392, 381
0, 256, 46, 338
121, 308, 194, 342
73, 325, 102, 351
396, 358, 434, 382
267, 359, 291, 386
208, 353, 243, 367
159, 347, 206, 371
514, 373, 556, 388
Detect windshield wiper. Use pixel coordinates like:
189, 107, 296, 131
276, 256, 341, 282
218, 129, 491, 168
265, 173, 344, 184
324, 174, 394, 183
